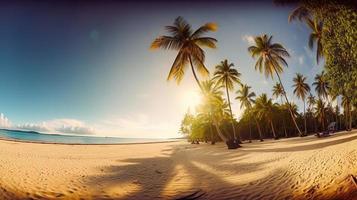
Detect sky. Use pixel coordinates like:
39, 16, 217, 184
0, 0, 324, 138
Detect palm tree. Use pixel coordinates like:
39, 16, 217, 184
151, 16, 217, 88
248, 34, 303, 136
288, 6, 323, 64
307, 94, 317, 132
272, 82, 288, 137
315, 99, 326, 131
255, 94, 278, 139
293, 73, 310, 135
236, 84, 264, 141
306, 18, 323, 64
341, 94, 352, 131
288, 5, 311, 23
198, 80, 240, 148
213, 59, 241, 141
313, 71, 330, 100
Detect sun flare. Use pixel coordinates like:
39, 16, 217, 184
182, 90, 201, 110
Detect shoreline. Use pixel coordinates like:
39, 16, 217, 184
0, 136, 183, 146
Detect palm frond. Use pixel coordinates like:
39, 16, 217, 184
191, 22, 218, 39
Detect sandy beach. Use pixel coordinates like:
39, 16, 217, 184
0, 131, 356, 200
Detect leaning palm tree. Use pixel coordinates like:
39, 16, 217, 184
236, 84, 263, 141
293, 73, 310, 135
306, 18, 323, 64
272, 82, 288, 137
151, 16, 217, 88
248, 34, 303, 136
315, 99, 326, 131
213, 59, 241, 141
287, 6, 323, 64
255, 94, 278, 139
288, 5, 311, 22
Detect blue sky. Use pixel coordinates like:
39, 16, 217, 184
0, 0, 323, 138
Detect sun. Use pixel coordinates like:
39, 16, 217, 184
182, 90, 201, 109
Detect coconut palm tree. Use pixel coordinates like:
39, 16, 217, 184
272, 83, 284, 100
288, 5, 311, 23
213, 59, 241, 141
198, 80, 240, 148
151, 16, 217, 88
313, 71, 330, 100
306, 18, 323, 64
272, 82, 288, 137
341, 94, 352, 131
255, 94, 278, 139
315, 99, 326, 131
287, 6, 323, 64
293, 73, 310, 135
307, 94, 317, 132
236, 84, 264, 141
248, 34, 303, 136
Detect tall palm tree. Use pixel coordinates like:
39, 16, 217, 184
272, 83, 284, 100
307, 94, 317, 132
315, 99, 326, 131
272, 82, 288, 137
248, 34, 303, 136
255, 94, 278, 139
288, 6, 323, 64
151, 16, 217, 88
198, 80, 240, 148
288, 5, 311, 23
341, 94, 352, 131
313, 71, 330, 100
236, 84, 264, 141
213, 59, 241, 141
306, 18, 323, 64
293, 73, 310, 135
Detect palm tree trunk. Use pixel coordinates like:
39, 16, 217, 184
349, 104, 352, 131
254, 116, 263, 141
225, 83, 237, 140
188, 55, 202, 90
273, 70, 303, 136
270, 120, 276, 139
213, 122, 227, 142
249, 116, 252, 142
209, 122, 215, 144
281, 97, 288, 137
304, 99, 307, 135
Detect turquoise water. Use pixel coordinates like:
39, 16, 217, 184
0, 129, 174, 144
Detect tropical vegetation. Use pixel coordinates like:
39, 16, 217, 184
152, 1, 356, 148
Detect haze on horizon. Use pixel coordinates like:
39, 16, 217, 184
0, 0, 323, 138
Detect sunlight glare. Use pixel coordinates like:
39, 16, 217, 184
182, 90, 201, 110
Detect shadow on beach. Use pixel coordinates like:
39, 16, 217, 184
82, 132, 357, 199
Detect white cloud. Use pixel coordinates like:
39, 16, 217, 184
242, 34, 255, 45
0, 113, 12, 128
16, 119, 96, 135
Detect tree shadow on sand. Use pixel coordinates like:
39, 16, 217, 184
82, 144, 287, 199
82, 133, 357, 200
241, 133, 357, 153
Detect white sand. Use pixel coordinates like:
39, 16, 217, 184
0, 131, 356, 200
